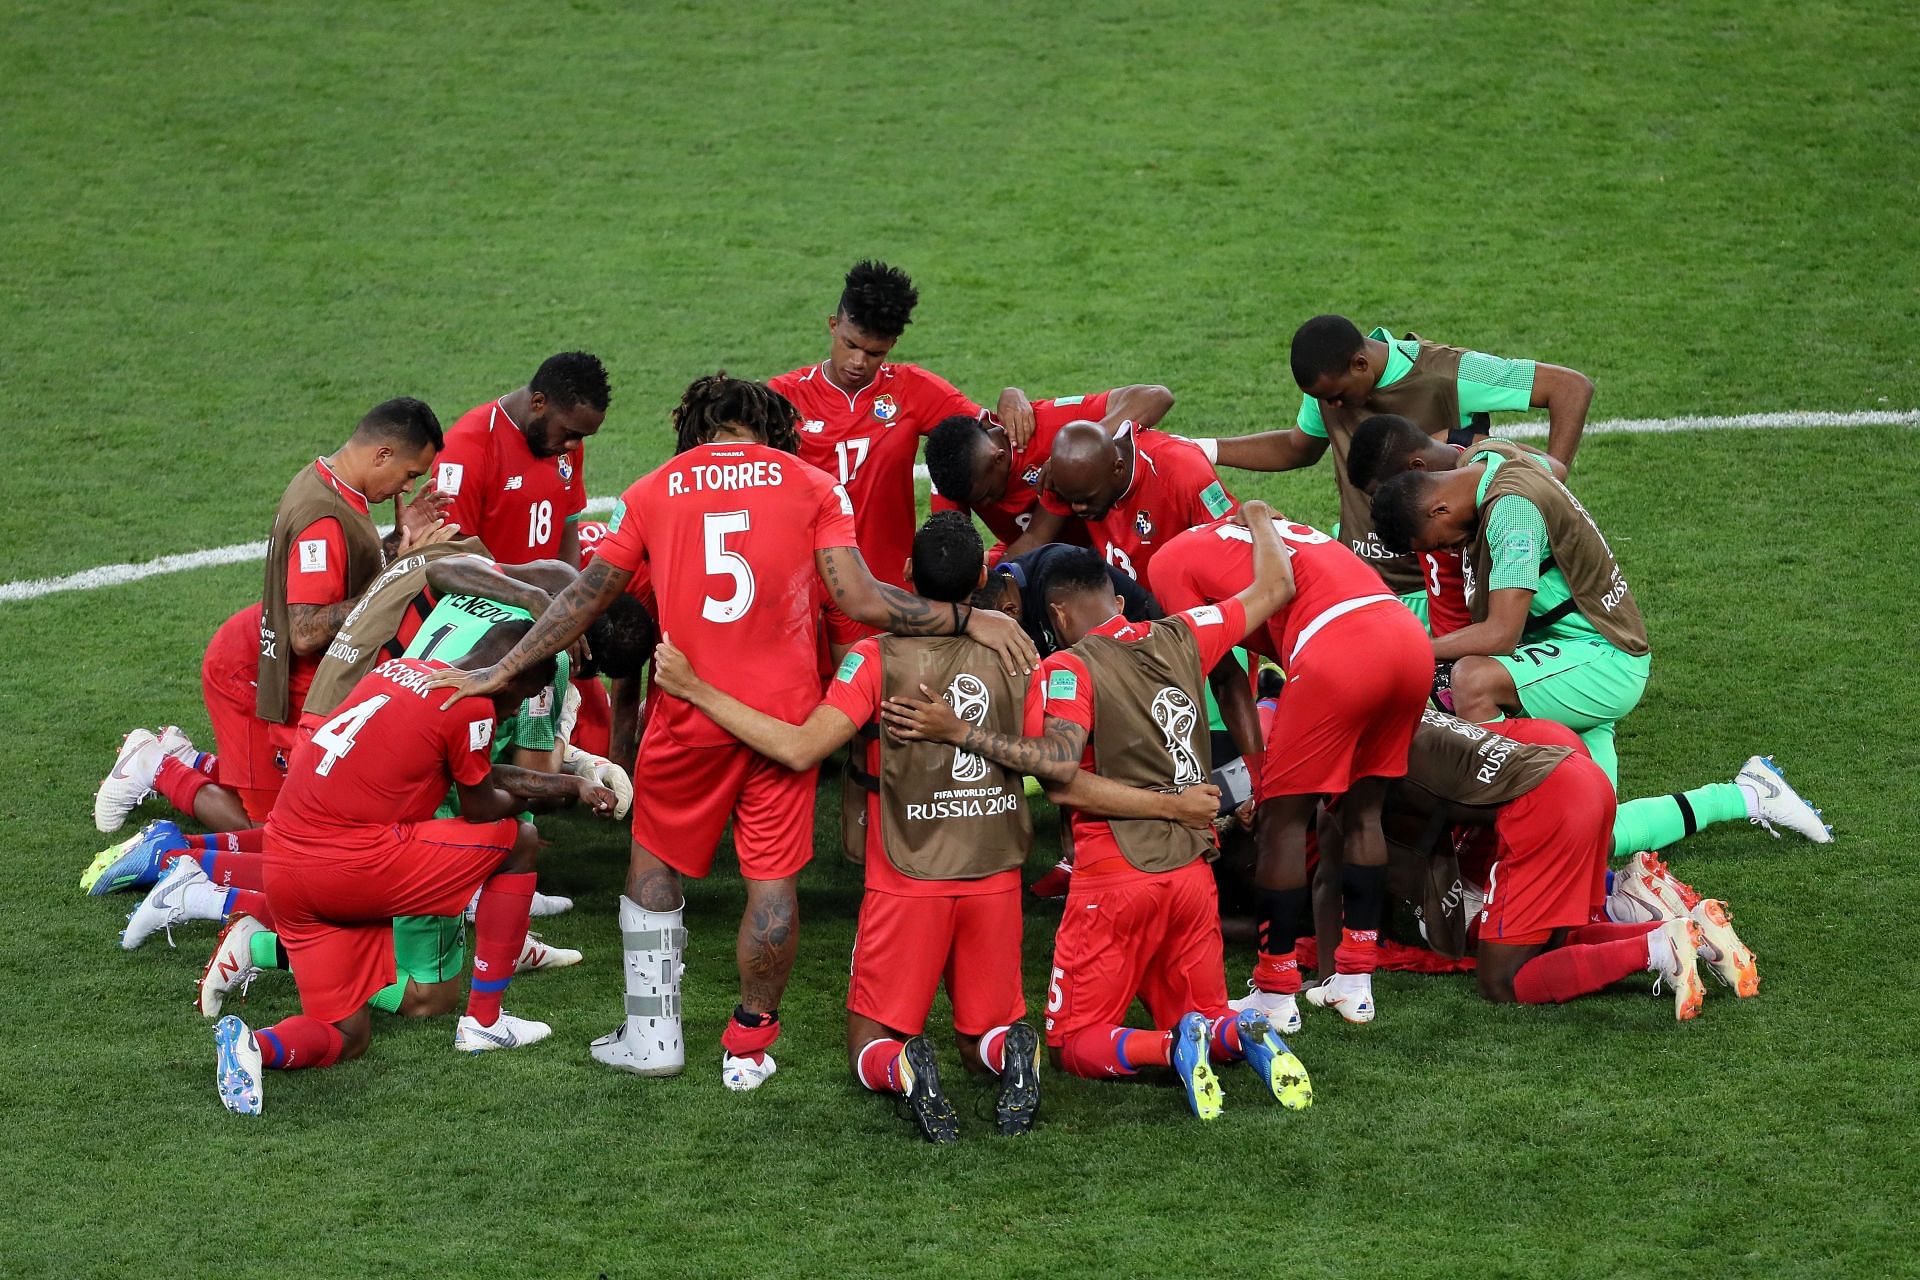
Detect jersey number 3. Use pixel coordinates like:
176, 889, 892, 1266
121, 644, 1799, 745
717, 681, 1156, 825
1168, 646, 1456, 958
311, 694, 390, 776
701, 511, 755, 623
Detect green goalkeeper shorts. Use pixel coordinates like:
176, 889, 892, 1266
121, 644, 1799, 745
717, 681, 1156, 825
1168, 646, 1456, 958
393, 915, 467, 986
1493, 637, 1650, 731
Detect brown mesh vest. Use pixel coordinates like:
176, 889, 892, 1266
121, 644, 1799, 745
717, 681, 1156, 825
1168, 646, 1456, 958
1317, 338, 1467, 595
257, 464, 387, 723
1073, 618, 1213, 872
1402, 709, 1571, 808
303, 537, 489, 718
1464, 441, 1650, 655
875, 636, 1032, 880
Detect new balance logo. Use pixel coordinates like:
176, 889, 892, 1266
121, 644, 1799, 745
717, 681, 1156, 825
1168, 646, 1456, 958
802, 420, 826, 433
504, 476, 524, 491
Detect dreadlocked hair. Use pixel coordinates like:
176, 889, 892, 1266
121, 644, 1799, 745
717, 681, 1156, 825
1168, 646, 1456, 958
671, 372, 802, 456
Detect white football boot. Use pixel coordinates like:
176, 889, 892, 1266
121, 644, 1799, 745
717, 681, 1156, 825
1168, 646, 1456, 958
157, 725, 201, 766
94, 728, 164, 832
589, 896, 686, 1076
722, 1050, 778, 1092
121, 859, 225, 950
213, 1016, 265, 1115
1736, 755, 1833, 844
1647, 917, 1707, 1021
468, 888, 574, 921
515, 932, 582, 974
1302, 971, 1376, 1024
1227, 981, 1302, 1035
199, 913, 269, 1017
454, 1011, 552, 1052
1690, 898, 1759, 998
1607, 850, 1700, 924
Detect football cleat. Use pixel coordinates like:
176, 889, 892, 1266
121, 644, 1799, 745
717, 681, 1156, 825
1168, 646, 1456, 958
515, 932, 582, 974
83, 819, 187, 896
722, 1050, 778, 1092
1609, 850, 1701, 923
1235, 1008, 1313, 1110
896, 1036, 960, 1144
213, 1015, 264, 1116
1648, 918, 1707, 1021
468, 889, 574, 921
199, 913, 268, 1018
94, 728, 164, 833
1170, 1011, 1224, 1121
993, 1021, 1042, 1137
1228, 981, 1302, 1035
454, 1011, 552, 1053
156, 725, 201, 766
1737, 755, 1834, 844
1028, 860, 1073, 900
1303, 972, 1376, 1024
121, 858, 218, 950
1690, 899, 1759, 998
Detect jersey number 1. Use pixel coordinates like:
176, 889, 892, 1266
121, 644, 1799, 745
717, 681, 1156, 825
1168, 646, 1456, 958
702, 511, 755, 623
310, 694, 391, 776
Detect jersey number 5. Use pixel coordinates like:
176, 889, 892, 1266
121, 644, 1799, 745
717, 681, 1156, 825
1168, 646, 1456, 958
310, 694, 391, 776
701, 511, 755, 623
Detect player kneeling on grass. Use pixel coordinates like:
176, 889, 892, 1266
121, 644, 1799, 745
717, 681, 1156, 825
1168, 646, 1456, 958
213, 621, 618, 1116
883, 514, 1311, 1122
648, 512, 1073, 1141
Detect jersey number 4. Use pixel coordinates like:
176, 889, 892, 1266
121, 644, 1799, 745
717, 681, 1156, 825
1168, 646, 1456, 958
701, 511, 755, 623
310, 694, 391, 776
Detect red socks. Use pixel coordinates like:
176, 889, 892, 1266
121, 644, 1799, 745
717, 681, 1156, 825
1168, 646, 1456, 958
1334, 927, 1381, 975
465, 870, 535, 1024
154, 756, 213, 817
225, 889, 274, 928
1253, 950, 1303, 995
854, 1038, 906, 1093
1564, 921, 1660, 945
1208, 1014, 1243, 1062
976, 1025, 1010, 1073
256, 1015, 345, 1070
1512, 930, 1656, 1004
721, 1007, 781, 1063
1060, 1026, 1171, 1078
199, 850, 266, 890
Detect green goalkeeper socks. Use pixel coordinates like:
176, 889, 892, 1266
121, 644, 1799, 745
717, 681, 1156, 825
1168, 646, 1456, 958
367, 982, 407, 1014
248, 930, 288, 970
1611, 782, 1748, 859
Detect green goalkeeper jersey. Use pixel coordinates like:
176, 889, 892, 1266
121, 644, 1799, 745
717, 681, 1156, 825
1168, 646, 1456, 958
401, 593, 570, 759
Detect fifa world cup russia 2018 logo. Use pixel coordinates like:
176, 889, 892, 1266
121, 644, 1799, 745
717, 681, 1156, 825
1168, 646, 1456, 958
1150, 686, 1204, 785
946, 673, 992, 782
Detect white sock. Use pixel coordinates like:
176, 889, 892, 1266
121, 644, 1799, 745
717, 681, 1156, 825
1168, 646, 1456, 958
182, 880, 230, 923
1736, 780, 1762, 818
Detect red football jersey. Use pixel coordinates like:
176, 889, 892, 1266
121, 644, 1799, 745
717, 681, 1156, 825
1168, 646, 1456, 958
268, 657, 497, 854
930, 392, 1111, 544
592, 442, 858, 747
1421, 549, 1470, 636
1026, 603, 1247, 871
1153, 515, 1402, 670
435, 400, 587, 563
769, 362, 979, 588
1038, 428, 1236, 593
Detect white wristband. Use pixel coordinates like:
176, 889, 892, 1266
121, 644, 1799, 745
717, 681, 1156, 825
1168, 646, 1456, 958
1194, 437, 1219, 465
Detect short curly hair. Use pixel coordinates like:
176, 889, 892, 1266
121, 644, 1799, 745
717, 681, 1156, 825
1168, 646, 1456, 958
530, 351, 611, 412
924, 414, 992, 505
911, 511, 984, 604
838, 260, 919, 338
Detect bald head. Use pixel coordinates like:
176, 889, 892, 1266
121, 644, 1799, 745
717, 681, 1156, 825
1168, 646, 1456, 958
1046, 421, 1128, 520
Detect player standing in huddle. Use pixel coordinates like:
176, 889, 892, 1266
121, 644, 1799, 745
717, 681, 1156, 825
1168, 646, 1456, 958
428, 374, 1036, 1090
435, 352, 609, 567
1152, 511, 1434, 1028
770, 260, 1028, 591
923, 382, 1176, 551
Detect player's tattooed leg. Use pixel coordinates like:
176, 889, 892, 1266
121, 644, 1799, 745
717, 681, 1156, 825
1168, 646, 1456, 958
738, 880, 798, 1015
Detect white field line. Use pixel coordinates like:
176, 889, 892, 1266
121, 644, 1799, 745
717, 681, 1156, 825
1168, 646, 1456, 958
4, 409, 1914, 605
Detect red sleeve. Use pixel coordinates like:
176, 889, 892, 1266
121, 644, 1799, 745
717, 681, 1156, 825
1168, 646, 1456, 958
433, 431, 490, 542
1175, 599, 1249, 671
1031, 654, 1094, 735
912, 368, 982, 437
929, 491, 963, 515
285, 516, 350, 606
563, 448, 588, 520
812, 476, 859, 550
1037, 482, 1071, 517
448, 706, 496, 787
821, 638, 884, 727
592, 482, 649, 574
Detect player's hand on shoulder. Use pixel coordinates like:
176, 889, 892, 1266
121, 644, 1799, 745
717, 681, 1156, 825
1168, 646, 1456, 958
1167, 783, 1222, 829
650, 634, 698, 699
428, 663, 502, 708
965, 607, 1038, 675
1233, 499, 1274, 528
880, 682, 966, 745
994, 388, 1035, 449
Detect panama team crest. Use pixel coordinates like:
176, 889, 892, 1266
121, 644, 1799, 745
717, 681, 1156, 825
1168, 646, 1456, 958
558, 456, 574, 482
871, 393, 899, 423
1135, 510, 1153, 537
1022, 464, 1042, 486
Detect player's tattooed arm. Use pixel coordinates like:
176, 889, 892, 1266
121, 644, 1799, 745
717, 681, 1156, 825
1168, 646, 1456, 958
816, 546, 1037, 673
489, 764, 618, 816
651, 636, 855, 770
286, 600, 360, 656
424, 555, 554, 616
879, 685, 1086, 784
428, 557, 632, 705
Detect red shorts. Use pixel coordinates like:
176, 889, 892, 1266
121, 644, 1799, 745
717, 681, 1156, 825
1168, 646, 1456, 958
1263, 604, 1432, 797
628, 723, 815, 881
1045, 857, 1228, 1047
263, 815, 518, 1022
848, 887, 1025, 1036
202, 611, 285, 812
1480, 754, 1615, 946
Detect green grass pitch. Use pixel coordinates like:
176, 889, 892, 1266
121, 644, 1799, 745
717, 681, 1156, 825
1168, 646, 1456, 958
4, 1, 1918, 1276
